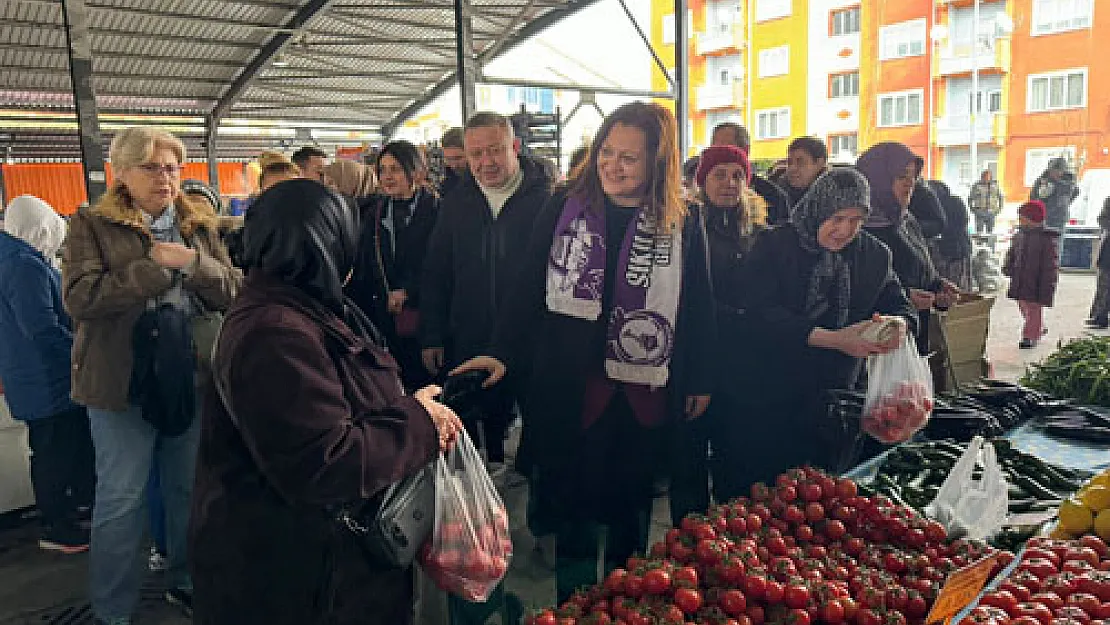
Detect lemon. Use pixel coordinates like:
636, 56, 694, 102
1089, 473, 1110, 490
1060, 499, 1095, 534
1081, 485, 1110, 512
1096, 509, 1110, 541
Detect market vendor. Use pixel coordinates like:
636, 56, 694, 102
729, 168, 918, 483
452, 101, 716, 603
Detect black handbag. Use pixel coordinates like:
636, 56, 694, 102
129, 303, 197, 437
210, 320, 440, 569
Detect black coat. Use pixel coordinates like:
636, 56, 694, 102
752, 174, 793, 225
908, 181, 947, 240
866, 215, 942, 292
929, 181, 973, 261
419, 156, 554, 364
489, 195, 716, 511
346, 191, 439, 337
703, 204, 762, 384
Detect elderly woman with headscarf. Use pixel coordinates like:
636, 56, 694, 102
857, 142, 959, 352
0, 196, 95, 554
732, 169, 918, 478
188, 180, 462, 625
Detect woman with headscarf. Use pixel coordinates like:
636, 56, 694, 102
63, 126, 240, 624
0, 196, 94, 554
669, 144, 767, 524
346, 141, 439, 389
325, 158, 377, 201
258, 151, 302, 192
733, 169, 918, 479
453, 101, 716, 602
188, 180, 462, 625
857, 142, 958, 352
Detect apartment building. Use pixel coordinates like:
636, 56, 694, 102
806, 1, 862, 163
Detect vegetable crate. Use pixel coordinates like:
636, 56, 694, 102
930, 294, 996, 393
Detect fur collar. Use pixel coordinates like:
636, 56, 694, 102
91, 185, 218, 238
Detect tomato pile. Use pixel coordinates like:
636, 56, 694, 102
863, 382, 934, 444
965, 536, 1110, 625
528, 467, 1012, 625
419, 506, 513, 602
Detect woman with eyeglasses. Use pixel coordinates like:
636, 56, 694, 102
63, 127, 241, 625
857, 142, 959, 353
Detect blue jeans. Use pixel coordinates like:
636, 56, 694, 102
87, 405, 199, 621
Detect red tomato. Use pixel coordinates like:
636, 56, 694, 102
787, 608, 811, 625
1026, 548, 1064, 569
1078, 573, 1110, 602
1015, 602, 1055, 625
642, 568, 672, 595
819, 599, 846, 624
801, 483, 823, 502
836, 479, 858, 500
1080, 536, 1109, 559
674, 587, 703, 615
924, 520, 948, 544
1045, 574, 1081, 597
745, 574, 768, 599
1067, 548, 1102, 568
856, 608, 883, 625
1034, 593, 1066, 611
1002, 582, 1035, 603
533, 610, 558, 625
674, 565, 699, 588
796, 525, 816, 542
1053, 619, 1087, 625
721, 589, 748, 617
806, 503, 826, 523
779, 485, 799, 502
1055, 607, 1092, 625
1067, 561, 1098, 576
765, 580, 785, 604
1014, 617, 1046, 625
624, 574, 643, 598
784, 583, 811, 609
748, 604, 767, 625
729, 515, 749, 535
982, 590, 1019, 615
906, 591, 929, 618
1067, 593, 1102, 615
1099, 605, 1110, 621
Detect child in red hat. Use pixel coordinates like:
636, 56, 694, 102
1003, 199, 1060, 348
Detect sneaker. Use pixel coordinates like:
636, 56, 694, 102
148, 546, 168, 572
39, 526, 89, 554
164, 587, 193, 618
1019, 338, 1036, 349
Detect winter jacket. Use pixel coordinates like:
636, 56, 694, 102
190, 274, 439, 625
62, 189, 241, 412
1030, 172, 1079, 231
488, 194, 716, 518
703, 203, 763, 386
1003, 226, 1060, 307
866, 214, 942, 293
752, 173, 792, 225
420, 155, 554, 364
908, 181, 947, 240
929, 181, 973, 261
347, 190, 439, 339
968, 180, 1003, 216
0, 231, 76, 420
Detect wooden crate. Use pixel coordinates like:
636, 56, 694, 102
928, 294, 996, 392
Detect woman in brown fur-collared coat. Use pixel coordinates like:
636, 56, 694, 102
62, 127, 240, 625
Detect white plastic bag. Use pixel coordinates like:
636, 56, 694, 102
418, 430, 512, 602
861, 332, 935, 443
924, 436, 1009, 540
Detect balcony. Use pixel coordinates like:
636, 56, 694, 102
934, 113, 1001, 147
695, 81, 745, 111
936, 39, 1010, 76
695, 23, 746, 56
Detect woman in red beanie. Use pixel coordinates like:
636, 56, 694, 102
669, 145, 767, 525
1003, 199, 1060, 348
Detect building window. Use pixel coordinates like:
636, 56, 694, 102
708, 0, 742, 34
970, 89, 1003, 114
758, 45, 790, 78
879, 19, 927, 60
756, 107, 791, 140
660, 11, 694, 45
1024, 147, 1076, 186
756, 0, 791, 23
1032, 0, 1092, 36
829, 134, 858, 162
830, 72, 860, 98
831, 6, 861, 36
878, 90, 924, 127
1028, 69, 1087, 112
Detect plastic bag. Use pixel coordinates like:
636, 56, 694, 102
419, 430, 512, 602
861, 331, 934, 443
923, 436, 1009, 540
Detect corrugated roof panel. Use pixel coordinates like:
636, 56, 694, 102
5, 0, 62, 25
95, 57, 237, 82
88, 9, 271, 45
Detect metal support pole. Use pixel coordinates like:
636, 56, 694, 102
61, 0, 107, 203
205, 115, 220, 197
454, 0, 478, 122
674, 0, 689, 157
970, 0, 980, 184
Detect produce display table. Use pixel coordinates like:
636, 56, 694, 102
1007, 420, 1110, 473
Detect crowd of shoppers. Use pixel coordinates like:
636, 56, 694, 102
0, 99, 1102, 625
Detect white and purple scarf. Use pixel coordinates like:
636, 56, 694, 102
546, 196, 683, 387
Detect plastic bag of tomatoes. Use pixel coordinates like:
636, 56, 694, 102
862, 333, 934, 443
419, 429, 513, 602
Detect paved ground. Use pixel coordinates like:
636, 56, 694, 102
0, 272, 1100, 625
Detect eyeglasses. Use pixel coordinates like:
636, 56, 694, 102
137, 163, 182, 177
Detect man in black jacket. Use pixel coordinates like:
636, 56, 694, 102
772, 136, 829, 209
711, 122, 792, 224
420, 111, 554, 463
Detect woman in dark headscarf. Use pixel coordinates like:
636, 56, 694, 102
188, 180, 462, 625
857, 142, 959, 351
731, 168, 918, 480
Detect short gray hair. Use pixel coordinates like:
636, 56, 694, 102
464, 111, 514, 138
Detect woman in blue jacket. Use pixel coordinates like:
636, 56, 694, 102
0, 195, 94, 553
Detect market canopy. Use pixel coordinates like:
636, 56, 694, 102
0, 0, 602, 161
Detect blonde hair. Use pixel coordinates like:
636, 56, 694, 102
258, 151, 301, 188
324, 159, 377, 197
109, 127, 186, 175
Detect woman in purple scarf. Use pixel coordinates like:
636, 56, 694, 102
454, 102, 716, 602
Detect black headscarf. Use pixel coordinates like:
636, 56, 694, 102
789, 168, 872, 328
241, 179, 359, 315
